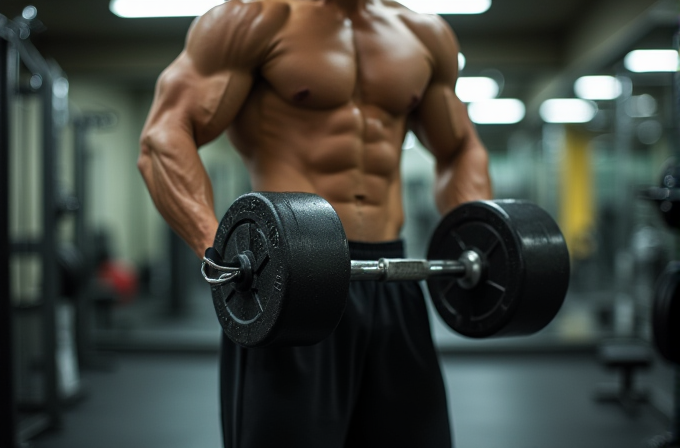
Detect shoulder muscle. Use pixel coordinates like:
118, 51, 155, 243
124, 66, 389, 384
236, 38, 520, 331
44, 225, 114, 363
186, 0, 291, 75
397, 11, 459, 82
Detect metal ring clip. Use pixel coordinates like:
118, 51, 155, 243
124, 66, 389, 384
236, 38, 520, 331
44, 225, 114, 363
201, 257, 241, 285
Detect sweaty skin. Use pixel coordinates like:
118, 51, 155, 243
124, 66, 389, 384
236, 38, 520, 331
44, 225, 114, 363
138, 0, 492, 258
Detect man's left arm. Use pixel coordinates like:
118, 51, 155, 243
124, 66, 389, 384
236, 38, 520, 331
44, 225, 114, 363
409, 15, 492, 215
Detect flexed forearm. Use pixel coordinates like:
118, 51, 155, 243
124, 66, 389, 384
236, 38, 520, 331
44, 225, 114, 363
434, 134, 492, 215
136, 0, 299, 259
138, 125, 218, 259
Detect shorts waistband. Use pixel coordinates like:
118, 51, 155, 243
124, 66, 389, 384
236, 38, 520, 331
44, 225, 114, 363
348, 240, 405, 260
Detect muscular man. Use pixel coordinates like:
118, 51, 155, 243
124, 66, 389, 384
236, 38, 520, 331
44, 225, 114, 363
138, 0, 492, 446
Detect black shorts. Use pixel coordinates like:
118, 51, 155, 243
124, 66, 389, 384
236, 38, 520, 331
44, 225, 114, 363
220, 240, 451, 448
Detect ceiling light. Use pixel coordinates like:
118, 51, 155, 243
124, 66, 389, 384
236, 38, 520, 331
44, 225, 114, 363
22, 6, 38, 20
458, 53, 466, 71
624, 49, 678, 73
399, 0, 491, 14
110, 0, 224, 18
456, 77, 499, 102
574, 76, 622, 100
468, 99, 525, 125
111, 0, 490, 18
540, 99, 598, 123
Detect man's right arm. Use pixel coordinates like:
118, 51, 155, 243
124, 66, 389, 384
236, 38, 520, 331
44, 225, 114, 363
138, 1, 289, 258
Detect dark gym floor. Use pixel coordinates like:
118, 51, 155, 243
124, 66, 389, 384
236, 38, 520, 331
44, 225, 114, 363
31, 350, 674, 448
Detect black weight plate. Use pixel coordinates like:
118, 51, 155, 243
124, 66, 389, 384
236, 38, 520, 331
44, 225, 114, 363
653, 262, 680, 364
427, 200, 570, 338
211, 192, 351, 348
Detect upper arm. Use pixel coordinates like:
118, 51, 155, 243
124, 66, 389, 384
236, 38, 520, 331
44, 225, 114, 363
407, 15, 479, 165
142, 0, 289, 148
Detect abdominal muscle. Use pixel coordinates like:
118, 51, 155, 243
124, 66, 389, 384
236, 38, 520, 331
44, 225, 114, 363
227, 91, 408, 242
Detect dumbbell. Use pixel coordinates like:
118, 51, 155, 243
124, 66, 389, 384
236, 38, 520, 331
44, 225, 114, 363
202, 192, 571, 348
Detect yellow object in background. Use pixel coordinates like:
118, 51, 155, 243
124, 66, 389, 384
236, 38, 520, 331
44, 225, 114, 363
560, 126, 595, 260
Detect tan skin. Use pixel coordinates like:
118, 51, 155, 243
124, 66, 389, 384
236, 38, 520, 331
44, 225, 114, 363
138, 0, 492, 259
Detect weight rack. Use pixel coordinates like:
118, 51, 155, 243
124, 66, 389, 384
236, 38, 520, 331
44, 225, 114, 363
0, 11, 71, 446
1, 21, 17, 448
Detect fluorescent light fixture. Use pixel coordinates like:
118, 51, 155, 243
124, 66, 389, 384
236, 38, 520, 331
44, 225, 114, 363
458, 53, 466, 71
110, 0, 224, 18
22, 6, 38, 20
399, 0, 491, 14
468, 99, 525, 125
540, 99, 598, 124
624, 49, 678, 73
456, 77, 498, 103
111, 0, 490, 18
574, 76, 621, 100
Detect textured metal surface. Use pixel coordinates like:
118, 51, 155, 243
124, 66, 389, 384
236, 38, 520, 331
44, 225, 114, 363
350, 259, 465, 281
211, 192, 350, 348
427, 200, 570, 338
653, 262, 680, 364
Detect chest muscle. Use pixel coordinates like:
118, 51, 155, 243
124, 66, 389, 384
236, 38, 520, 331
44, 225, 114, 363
261, 10, 431, 115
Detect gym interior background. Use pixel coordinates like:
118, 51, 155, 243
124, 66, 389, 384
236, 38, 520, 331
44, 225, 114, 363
1, 0, 679, 447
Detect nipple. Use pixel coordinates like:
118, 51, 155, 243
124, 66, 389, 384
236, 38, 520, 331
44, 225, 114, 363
293, 88, 310, 102
408, 95, 421, 111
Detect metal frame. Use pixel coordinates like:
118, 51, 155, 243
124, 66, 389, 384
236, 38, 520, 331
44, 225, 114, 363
72, 117, 90, 365
38, 44, 61, 434
670, 29, 680, 447
1, 11, 67, 444
0, 28, 18, 448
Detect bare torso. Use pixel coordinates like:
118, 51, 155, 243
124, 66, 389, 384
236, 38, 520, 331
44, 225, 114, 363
228, 0, 433, 241
138, 0, 490, 258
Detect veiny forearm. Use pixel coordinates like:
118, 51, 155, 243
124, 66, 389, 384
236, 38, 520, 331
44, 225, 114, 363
138, 126, 218, 259
434, 136, 493, 215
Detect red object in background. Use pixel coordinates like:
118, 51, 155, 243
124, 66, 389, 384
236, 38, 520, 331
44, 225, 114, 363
98, 261, 138, 304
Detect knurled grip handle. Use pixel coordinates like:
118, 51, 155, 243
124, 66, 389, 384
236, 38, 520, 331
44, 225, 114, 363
349, 257, 468, 282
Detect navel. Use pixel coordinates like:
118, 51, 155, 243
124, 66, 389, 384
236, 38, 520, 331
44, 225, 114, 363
293, 88, 310, 102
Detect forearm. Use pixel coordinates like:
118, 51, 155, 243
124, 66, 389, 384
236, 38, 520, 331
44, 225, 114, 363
434, 137, 492, 215
138, 127, 218, 259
